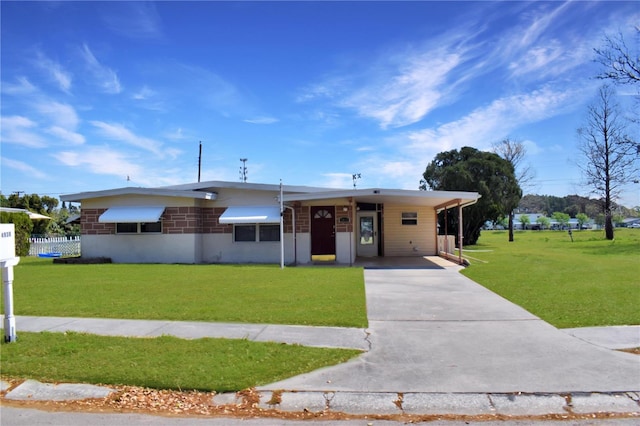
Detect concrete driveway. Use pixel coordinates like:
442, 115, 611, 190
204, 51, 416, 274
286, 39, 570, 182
261, 264, 640, 394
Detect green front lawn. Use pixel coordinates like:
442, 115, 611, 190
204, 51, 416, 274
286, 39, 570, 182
4, 261, 367, 328
0, 331, 361, 392
461, 228, 640, 328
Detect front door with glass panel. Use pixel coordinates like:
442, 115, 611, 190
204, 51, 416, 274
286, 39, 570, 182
357, 212, 378, 257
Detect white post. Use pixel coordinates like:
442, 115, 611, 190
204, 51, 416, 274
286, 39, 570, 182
2, 258, 19, 342
280, 180, 285, 269
1, 223, 19, 343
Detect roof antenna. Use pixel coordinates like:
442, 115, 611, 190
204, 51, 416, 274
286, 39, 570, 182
352, 173, 361, 189
197, 141, 202, 183
240, 158, 248, 182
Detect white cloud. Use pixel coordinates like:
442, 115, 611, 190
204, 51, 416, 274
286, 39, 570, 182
0, 115, 47, 148
102, 2, 163, 40
358, 84, 589, 190
46, 126, 85, 145
80, 44, 122, 94
54, 147, 143, 179
34, 100, 80, 129
90, 120, 163, 156
1, 77, 37, 95
34, 50, 72, 93
320, 172, 353, 189
344, 50, 464, 129
244, 116, 279, 125
131, 85, 155, 100
1, 157, 48, 179
164, 127, 187, 140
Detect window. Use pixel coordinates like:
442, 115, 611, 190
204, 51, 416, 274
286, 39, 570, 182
401, 212, 418, 226
116, 222, 162, 234
234, 224, 280, 242
116, 223, 138, 234
234, 225, 256, 242
259, 224, 280, 241
141, 222, 162, 233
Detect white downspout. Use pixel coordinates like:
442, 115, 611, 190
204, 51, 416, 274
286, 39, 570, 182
280, 180, 285, 269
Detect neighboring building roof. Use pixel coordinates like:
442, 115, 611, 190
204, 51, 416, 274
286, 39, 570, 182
0, 207, 52, 220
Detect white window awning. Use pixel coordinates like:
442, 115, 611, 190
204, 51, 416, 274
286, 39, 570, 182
219, 206, 281, 224
99, 206, 165, 223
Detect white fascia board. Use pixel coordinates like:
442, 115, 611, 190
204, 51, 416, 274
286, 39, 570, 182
61, 187, 215, 202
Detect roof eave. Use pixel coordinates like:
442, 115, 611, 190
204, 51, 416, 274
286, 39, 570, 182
60, 187, 216, 202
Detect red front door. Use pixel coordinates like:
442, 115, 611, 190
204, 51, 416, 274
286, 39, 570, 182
311, 206, 336, 255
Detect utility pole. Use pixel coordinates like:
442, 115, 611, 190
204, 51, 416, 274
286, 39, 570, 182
239, 158, 248, 182
197, 141, 202, 183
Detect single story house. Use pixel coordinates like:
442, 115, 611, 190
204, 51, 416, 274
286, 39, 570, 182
60, 180, 480, 265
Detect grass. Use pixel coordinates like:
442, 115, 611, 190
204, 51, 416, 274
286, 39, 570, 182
0, 331, 361, 392
461, 228, 640, 328
3, 261, 367, 328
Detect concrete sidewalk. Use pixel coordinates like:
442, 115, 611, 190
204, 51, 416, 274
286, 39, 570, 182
4, 315, 369, 350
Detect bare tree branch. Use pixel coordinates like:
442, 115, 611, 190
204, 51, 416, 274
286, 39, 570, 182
594, 29, 640, 85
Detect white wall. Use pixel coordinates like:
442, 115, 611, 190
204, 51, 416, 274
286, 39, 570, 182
336, 232, 355, 264
81, 234, 199, 263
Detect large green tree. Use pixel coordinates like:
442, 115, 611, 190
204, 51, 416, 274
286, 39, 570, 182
421, 146, 522, 245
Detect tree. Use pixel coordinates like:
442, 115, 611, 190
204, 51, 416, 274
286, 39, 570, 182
594, 30, 640, 86
0, 211, 33, 256
518, 214, 531, 230
552, 212, 570, 229
492, 138, 536, 241
421, 146, 522, 245
576, 213, 589, 230
536, 215, 551, 230
577, 85, 638, 240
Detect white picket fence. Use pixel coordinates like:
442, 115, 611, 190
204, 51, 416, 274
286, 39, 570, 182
29, 236, 81, 257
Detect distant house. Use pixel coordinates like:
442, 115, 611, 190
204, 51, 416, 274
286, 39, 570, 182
60, 180, 480, 265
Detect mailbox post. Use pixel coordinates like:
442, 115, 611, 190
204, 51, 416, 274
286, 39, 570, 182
1, 224, 20, 343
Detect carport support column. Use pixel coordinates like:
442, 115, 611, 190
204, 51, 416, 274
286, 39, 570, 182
458, 200, 463, 264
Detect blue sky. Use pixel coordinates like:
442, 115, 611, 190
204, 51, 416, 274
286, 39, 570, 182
1, 1, 639, 207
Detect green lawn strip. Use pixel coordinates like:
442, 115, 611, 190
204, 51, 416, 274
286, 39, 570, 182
4, 262, 367, 328
461, 229, 640, 328
0, 331, 361, 393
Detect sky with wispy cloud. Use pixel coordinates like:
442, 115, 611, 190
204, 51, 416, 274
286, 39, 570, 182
1, 1, 638, 206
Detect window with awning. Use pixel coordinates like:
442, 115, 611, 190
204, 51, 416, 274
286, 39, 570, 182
99, 206, 165, 223
218, 206, 281, 224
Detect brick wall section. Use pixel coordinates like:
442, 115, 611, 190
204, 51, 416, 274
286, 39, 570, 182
335, 205, 353, 232
295, 205, 310, 233
81, 208, 114, 235
163, 207, 203, 234
202, 207, 232, 234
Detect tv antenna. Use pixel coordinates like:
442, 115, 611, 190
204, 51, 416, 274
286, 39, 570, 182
352, 173, 361, 189
240, 158, 248, 182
